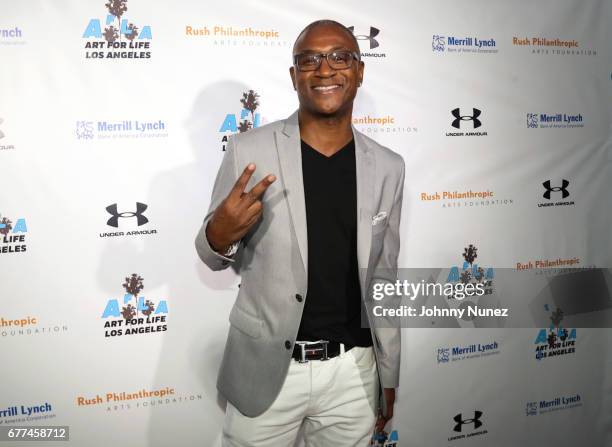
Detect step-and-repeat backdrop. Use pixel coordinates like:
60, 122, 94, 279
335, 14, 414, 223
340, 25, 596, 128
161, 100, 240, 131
2, 0, 611, 446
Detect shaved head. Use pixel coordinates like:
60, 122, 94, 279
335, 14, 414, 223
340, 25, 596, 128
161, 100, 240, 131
292, 19, 360, 56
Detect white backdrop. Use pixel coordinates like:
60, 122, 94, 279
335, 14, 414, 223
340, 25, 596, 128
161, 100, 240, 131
1, 0, 612, 446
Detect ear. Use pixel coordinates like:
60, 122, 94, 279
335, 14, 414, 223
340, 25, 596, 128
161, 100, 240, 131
289, 66, 297, 91
358, 61, 365, 86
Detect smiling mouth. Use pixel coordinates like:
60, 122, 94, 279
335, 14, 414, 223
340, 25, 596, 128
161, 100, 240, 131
312, 84, 342, 92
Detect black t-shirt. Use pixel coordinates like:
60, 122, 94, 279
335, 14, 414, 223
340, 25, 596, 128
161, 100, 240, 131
296, 138, 373, 347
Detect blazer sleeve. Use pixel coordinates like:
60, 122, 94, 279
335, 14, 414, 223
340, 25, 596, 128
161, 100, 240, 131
371, 156, 405, 389
195, 135, 242, 271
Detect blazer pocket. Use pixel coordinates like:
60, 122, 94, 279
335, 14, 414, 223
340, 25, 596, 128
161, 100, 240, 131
372, 218, 388, 236
229, 304, 263, 339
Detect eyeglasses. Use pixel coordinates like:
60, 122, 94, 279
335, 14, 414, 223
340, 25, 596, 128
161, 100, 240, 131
293, 50, 361, 72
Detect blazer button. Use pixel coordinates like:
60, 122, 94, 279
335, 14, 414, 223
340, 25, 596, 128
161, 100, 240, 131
295, 294, 303, 302
285, 340, 292, 350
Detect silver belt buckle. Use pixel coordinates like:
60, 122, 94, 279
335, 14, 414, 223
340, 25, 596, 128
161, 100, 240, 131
295, 340, 330, 363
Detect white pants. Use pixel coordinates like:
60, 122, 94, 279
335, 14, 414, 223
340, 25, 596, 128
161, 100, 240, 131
222, 346, 379, 447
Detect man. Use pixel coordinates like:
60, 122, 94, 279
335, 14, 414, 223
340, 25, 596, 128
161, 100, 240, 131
195, 19, 405, 446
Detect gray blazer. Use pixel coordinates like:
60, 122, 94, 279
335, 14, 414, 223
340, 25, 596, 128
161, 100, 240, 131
195, 110, 405, 418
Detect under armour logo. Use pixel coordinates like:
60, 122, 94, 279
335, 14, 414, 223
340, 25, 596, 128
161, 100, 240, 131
542, 180, 569, 200
106, 202, 149, 228
348, 26, 379, 49
453, 411, 483, 432
451, 108, 482, 129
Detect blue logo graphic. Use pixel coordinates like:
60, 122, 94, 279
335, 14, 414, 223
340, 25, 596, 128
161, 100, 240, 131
527, 113, 538, 128
526, 402, 538, 416
371, 429, 398, 446
437, 348, 450, 363
432, 35, 445, 51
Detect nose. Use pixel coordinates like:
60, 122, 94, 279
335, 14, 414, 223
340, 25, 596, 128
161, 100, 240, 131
315, 55, 335, 77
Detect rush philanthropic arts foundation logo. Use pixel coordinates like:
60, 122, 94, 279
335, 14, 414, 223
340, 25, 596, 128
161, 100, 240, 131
1, 315, 68, 339
534, 306, 577, 361
100, 202, 158, 238
419, 188, 514, 209
101, 274, 168, 338
512, 36, 596, 57
527, 112, 584, 129
348, 26, 386, 59
219, 90, 265, 151
185, 23, 289, 48
432, 34, 497, 54
0, 402, 57, 424
516, 256, 586, 276
445, 108, 487, 137
82, 0, 152, 59
352, 114, 417, 135
76, 119, 167, 140
76, 386, 203, 412
0, 214, 27, 254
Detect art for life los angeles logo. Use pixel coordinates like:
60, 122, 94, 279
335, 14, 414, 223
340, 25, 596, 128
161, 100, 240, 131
442, 244, 497, 324
101, 274, 168, 338
534, 305, 577, 361
447, 244, 495, 300
219, 90, 266, 151
0, 213, 27, 255
432, 34, 497, 54
82, 0, 152, 59
370, 429, 398, 446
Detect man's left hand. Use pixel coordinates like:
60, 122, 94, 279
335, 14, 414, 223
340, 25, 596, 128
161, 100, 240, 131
375, 388, 395, 433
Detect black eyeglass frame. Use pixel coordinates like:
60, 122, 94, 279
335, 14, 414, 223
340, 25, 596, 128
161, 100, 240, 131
292, 50, 361, 72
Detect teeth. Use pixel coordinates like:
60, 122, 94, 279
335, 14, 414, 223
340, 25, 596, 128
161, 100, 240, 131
314, 85, 340, 91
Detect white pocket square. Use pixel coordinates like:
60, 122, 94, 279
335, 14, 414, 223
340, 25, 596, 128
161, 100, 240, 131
372, 211, 387, 225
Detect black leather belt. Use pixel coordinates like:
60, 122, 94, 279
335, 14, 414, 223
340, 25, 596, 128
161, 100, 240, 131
291, 340, 354, 363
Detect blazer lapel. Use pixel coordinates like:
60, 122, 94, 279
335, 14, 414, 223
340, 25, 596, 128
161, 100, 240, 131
275, 110, 308, 274
273, 112, 376, 289
354, 127, 376, 292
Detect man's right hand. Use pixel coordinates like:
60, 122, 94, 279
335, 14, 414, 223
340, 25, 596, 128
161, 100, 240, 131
206, 163, 276, 254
